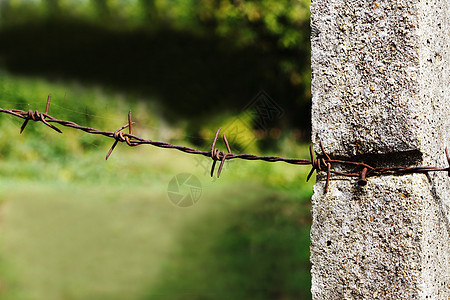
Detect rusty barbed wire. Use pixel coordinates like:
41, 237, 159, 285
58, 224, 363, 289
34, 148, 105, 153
0, 94, 449, 192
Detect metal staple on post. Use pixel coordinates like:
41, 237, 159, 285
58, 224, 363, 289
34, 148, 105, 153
0, 94, 449, 191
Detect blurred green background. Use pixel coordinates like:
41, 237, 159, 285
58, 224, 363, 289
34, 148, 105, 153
0, 1, 313, 299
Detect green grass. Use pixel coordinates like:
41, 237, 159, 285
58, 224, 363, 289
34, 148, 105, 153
0, 169, 313, 299
0, 72, 314, 299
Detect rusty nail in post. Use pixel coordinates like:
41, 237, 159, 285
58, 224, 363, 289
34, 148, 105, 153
45, 93, 51, 114
358, 167, 368, 186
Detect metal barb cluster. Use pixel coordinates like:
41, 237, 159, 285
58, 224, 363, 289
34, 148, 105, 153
0, 94, 449, 192
210, 128, 232, 178
306, 142, 450, 192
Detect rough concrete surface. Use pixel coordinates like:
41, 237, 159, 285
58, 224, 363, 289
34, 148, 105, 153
310, 0, 449, 299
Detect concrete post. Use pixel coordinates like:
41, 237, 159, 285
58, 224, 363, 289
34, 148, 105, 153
310, 0, 449, 299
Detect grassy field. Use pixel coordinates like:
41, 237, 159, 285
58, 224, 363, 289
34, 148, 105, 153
0, 74, 314, 300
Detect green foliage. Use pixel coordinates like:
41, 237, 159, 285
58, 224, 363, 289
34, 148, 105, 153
196, 0, 310, 48
0, 0, 311, 34
0, 1, 311, 110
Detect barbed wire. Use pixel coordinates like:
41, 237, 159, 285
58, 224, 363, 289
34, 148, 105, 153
0, 94, 449, 192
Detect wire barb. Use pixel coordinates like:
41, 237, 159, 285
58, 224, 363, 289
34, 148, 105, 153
217, 133, 231, 178
20, 106, 62, 134
128, 110, 133, 135
209, 128, 232, 178
45, 93, 51, 114
0, 99, 449, 193
106, 122, 135, 160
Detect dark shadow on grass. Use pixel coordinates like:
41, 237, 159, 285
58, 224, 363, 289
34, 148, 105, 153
145, 191, 312, 300
0, 18, 311, 136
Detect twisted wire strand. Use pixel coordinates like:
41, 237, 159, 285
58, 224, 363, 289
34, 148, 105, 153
0, 94, 449, 193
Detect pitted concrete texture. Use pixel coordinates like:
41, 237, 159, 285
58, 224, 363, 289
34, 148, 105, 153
311, 176, 448, 299
311, 0, 449, 157
310, 0, 449, 299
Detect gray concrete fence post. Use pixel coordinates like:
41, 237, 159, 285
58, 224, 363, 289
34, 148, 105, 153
309, 0, 449, 299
